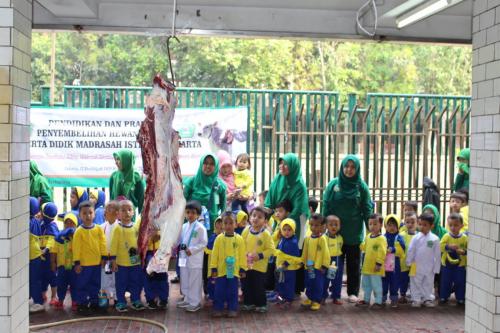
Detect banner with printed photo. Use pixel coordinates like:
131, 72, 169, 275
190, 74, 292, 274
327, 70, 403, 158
30, 107, 248, 187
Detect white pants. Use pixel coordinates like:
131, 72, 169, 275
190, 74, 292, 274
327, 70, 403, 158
101, 269, 116, 299
410, 272, 434, 303
180, 267, 203, 306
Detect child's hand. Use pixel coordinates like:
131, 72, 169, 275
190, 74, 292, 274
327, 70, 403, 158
101, 259, 106, 268
112, 261, 118, 272
374, 263, 382, 272
211, 271, 217, 278
151, 233, 161, 243
457, 249, 465, 255
74, 264, 82, 274
448, 244, 459, 251
240, 271, 246, 278
186, 249, 192, 256
50, 263, 57, 272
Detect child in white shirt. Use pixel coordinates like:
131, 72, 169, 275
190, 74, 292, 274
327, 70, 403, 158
100, 200, 119, 303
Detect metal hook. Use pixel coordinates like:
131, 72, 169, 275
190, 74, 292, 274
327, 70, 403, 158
166, 35, 180, 86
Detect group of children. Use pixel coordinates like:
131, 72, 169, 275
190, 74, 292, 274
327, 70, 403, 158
29, 183, 469, 317
29, 187, 169, 315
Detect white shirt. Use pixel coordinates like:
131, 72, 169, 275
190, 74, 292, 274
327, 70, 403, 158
100, 220, 118, 255
178, 220, 208, 269
406, 231, 441, 275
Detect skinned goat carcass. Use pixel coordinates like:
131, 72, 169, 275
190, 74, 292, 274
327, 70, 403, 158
137, 74, 185, 274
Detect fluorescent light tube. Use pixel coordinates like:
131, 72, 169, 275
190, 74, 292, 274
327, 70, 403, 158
396, 0, 452, 28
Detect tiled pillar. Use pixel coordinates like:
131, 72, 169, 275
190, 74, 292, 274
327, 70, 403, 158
0, 1, 32, 332
467, 0, 500, 332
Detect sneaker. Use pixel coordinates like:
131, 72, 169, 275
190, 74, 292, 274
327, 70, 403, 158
371, 303, 384, 309
423, 300, 435, 308
227, 311, 238, 318
170, 276, 180, 284
71, 301, 78, 312
439, 299, 448, 305
255, 306, 268, 313
176, 300, 190, 309
332, 299, 343, 305
348, 295, 359, 303
49, 298, 59, 306
54, 300, 64, 309
355, 300, 369, 308
241, 304, 255, 311
212, 310, 224, 318
146, 300, 159, 310
29, 303, 45, 313
185, 304, 201, 312
390, 300, 398, 308
411, 301, 422, 308
115, 302, 128, 312
301, 299, 312, 307
310, 302, 320, 311
131, 301, 146, 311
158, 300, 168, 310
457, 300, 465, 307
398, 296, 408, 304
266, 291, 277, 299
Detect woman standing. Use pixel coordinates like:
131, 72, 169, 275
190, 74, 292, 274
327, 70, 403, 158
264, 153, 310, 242
183, 154, 227, 233
30, 161, 53, 204
322, 155, 373, 303
453, 148, 469, 192
109, 150, 145, 213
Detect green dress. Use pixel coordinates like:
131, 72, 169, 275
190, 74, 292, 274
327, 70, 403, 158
422, 204, 446, 239
322, 155, 373, 246
264, 153, 310, 241
30, 161, 53, 204
453, 148, 469, 192
183, 153, 227, 233
109, 150, 145, 213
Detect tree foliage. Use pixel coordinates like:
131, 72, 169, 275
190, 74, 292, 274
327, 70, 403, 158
31, 32, 471, 101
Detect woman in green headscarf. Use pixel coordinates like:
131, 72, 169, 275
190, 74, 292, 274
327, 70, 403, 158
453, 148, 469, 192
264, 153, 310, 242
30, 161, 53, 204
109, 149, 145, 213
322, 155, 373, 302
422, 204, 446, 239
183, 153, 227, 233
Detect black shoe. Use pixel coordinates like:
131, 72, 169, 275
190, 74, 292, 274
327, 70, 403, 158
77, 304, 90, 316
170, 276, 180, 284
146, 300, 159, 310
158, 300, 168, 310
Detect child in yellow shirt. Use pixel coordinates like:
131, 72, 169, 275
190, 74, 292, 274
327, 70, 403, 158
110, 200, 145, 312
232, 153, 254, 214
356, 214, 387, 308
210, 212, 247, 317
73, 201, 106, 315
29, 197, 45, 313
205, 217, 223, 305
241, 207, 274, 313
323, 215, 344, 305
51, 213, 78, 311
301, 214, 330, 311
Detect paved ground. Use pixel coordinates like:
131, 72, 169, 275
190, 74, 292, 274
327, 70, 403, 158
29, 275, 465, 333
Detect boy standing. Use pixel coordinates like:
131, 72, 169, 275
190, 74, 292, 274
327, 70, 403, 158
405, 213, 441, 307
439, 213, 467, 305
73, 201, 107, 315
110, 200, 145, 312
399, 212, 418, 303
100, 201, 119, 304
324, 215, 344, 305
176, 201, 208, 313
449, 192, 468, 233
301, 214, 330, 311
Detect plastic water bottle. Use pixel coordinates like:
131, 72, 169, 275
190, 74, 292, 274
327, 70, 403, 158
327, 262, 337, 280
226, 256, 235, 279
201, 206, 210, 231
98, 290, 109, 308
306, 259, 315, 279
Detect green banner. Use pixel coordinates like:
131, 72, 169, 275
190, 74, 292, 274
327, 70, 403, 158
48, 177, 109, 188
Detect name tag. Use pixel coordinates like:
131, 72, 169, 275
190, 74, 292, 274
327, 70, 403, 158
178, 257, 187, 267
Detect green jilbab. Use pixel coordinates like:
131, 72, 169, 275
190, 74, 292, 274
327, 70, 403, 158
453, 148, 470, 192
109, 149, 145, 213
183, 153, 227, 233
29, 161, 53, 204
422, 204, 446, 239
264, 153, 310, 241
322, 155, 373, 245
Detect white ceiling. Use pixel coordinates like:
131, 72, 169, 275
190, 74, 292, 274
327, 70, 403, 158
33, 0, 473, 43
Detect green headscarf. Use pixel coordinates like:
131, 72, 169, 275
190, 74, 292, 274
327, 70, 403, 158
453, 148, 470, 191
457, 148, 470, 175
339, 155, 362, 199
266, 153, 306, 206
111, 150, 142, 198
422, 203, 446, 239
30, 161, 53, 204
186, 153, 220, 206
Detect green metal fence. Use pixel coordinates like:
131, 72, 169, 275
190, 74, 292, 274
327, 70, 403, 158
35, 86, 471, 217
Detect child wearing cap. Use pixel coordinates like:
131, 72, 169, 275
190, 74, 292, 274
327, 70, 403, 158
235, 210, 248, 235
382, 215, 406, 307
51, 213, 78, 310
29, 197, 45, 313
40, 202, 60, 306
275, 218, 301, 309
